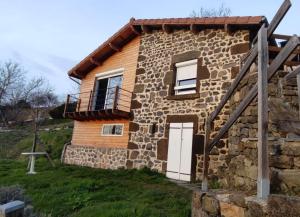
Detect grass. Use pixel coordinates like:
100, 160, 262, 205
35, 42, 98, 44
0, 159, 192, 217
0, 119, 192, 216
0, 119, 73, 159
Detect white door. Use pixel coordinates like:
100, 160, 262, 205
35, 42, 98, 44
166, 122, 193, 181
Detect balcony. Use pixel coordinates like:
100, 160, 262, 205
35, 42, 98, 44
63, 86, 132, 121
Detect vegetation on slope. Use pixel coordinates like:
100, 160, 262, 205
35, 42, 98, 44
0, 160, 191, 217
0, 119, 192, 217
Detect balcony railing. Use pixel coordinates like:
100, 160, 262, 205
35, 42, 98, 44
63, 86, 132, 120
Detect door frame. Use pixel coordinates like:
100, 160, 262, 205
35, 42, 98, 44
165, 115, 203, 182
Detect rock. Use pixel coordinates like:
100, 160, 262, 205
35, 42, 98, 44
229, 193, 246, 208
202, 195, 220, 215
267, 194, 300, 217
269, 155, 293, 169
245, 199, 267, 217
282, 141, 300, 156
278, 169, 300, 192
220, 202, 245, 217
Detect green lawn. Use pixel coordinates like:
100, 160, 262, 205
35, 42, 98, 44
0, 159, 192, 217
0, 119, 191, 217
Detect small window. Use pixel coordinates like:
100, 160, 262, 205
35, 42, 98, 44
174, 59, 197, 95
102, 124, 123, 136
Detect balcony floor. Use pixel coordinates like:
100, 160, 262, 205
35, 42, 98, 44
64, 109, 131, 121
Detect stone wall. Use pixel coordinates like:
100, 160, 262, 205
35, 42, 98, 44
221, 69, 300, 195
192, 190, 300, 217
64, 145, 127, 169
128, 28, 251, 177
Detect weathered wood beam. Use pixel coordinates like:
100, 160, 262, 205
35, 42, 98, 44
283, 65, 300, 81
268, 0, 292, 38
108, 42, 120, 52
141, 25, 152, 34
224, 24, 234, 35
190, 24, 200, 34
162, 24, 172, 34
208, 36, 299, 152
209, 0, 292, 123
209, 46, 258, 122
271, 33, 298, 41
297, 73, 300, 119
201, 117, 211, 191
89, 57, 102, 66
252, 0, 291, 44
130, 25, 141, 35
72, 70, 83, 79
257, 26, 269, 199
269, 46, 300, 54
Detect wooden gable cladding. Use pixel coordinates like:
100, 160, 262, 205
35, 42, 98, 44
78, 37, 140, 113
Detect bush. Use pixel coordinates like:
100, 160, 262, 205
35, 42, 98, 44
49, 104, 65, 119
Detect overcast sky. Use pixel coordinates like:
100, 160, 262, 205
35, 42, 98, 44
0, 0, 299, 99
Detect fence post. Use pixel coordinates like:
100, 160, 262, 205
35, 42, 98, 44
257, 25, 269, 199
202, 117, 211, 191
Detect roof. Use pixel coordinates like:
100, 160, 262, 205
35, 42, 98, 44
69, 16, 266, 79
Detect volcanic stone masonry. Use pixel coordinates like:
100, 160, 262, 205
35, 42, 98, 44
127, 28, 251, 178
64, 145, 127, 169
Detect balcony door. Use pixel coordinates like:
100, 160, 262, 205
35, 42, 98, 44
94, 75, 123, 110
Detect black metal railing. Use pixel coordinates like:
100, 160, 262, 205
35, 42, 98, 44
63, 86, 132, 115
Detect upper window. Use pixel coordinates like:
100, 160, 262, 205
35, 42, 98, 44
174, 59, 197, 95
94, 68, 124, 110
102, 124, 123, 136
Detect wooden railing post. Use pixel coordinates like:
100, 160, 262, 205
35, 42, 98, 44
87, 90, 93, 111
202, 117, 211, 191
257, 25, 269, 199
113, 86, 119, 110
76, 99, 81, 112
63, 95, 70, 117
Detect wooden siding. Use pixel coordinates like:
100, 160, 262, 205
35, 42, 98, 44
72, 120, 129, 148
79, 37, 140, 112
71, 36, 140, 148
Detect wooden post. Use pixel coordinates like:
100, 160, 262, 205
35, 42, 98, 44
63, 94, 70, 117
297, 72, 300, 119
113, 86, 119, 110
257, 26, 270, 199
76, 99, 81, 112
87, 90, 93, 111
202, 117, 211, 191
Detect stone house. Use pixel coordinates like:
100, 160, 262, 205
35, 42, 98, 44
63, 16, 266, 182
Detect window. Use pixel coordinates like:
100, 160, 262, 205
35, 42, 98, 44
174, 59, 197, 95
94, 68, 124, 110
102, 124, 124, 136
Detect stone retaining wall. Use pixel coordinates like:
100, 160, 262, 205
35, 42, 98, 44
221, 69, 300, 195
192, 190, 300, 217
63, 145, 127, 169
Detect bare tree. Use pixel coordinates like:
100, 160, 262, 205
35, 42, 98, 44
0, 61, 25, 125
190, 3, 231, 17
0, 61, 58, 126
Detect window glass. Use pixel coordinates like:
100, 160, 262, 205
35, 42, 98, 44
174, 59, 197, 95
102, 124, 123, 136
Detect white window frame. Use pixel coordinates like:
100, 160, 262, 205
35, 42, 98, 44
93, 68, 124, 110
96, 68, 124, 79
174, 59, 197, 95
101, 124, 124, 136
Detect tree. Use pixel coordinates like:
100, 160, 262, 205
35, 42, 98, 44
0, 61, 58, 126
0, 61, 24, 125
190, 3, 231, 17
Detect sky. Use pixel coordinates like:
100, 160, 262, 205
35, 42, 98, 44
0, 0, 299, 99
